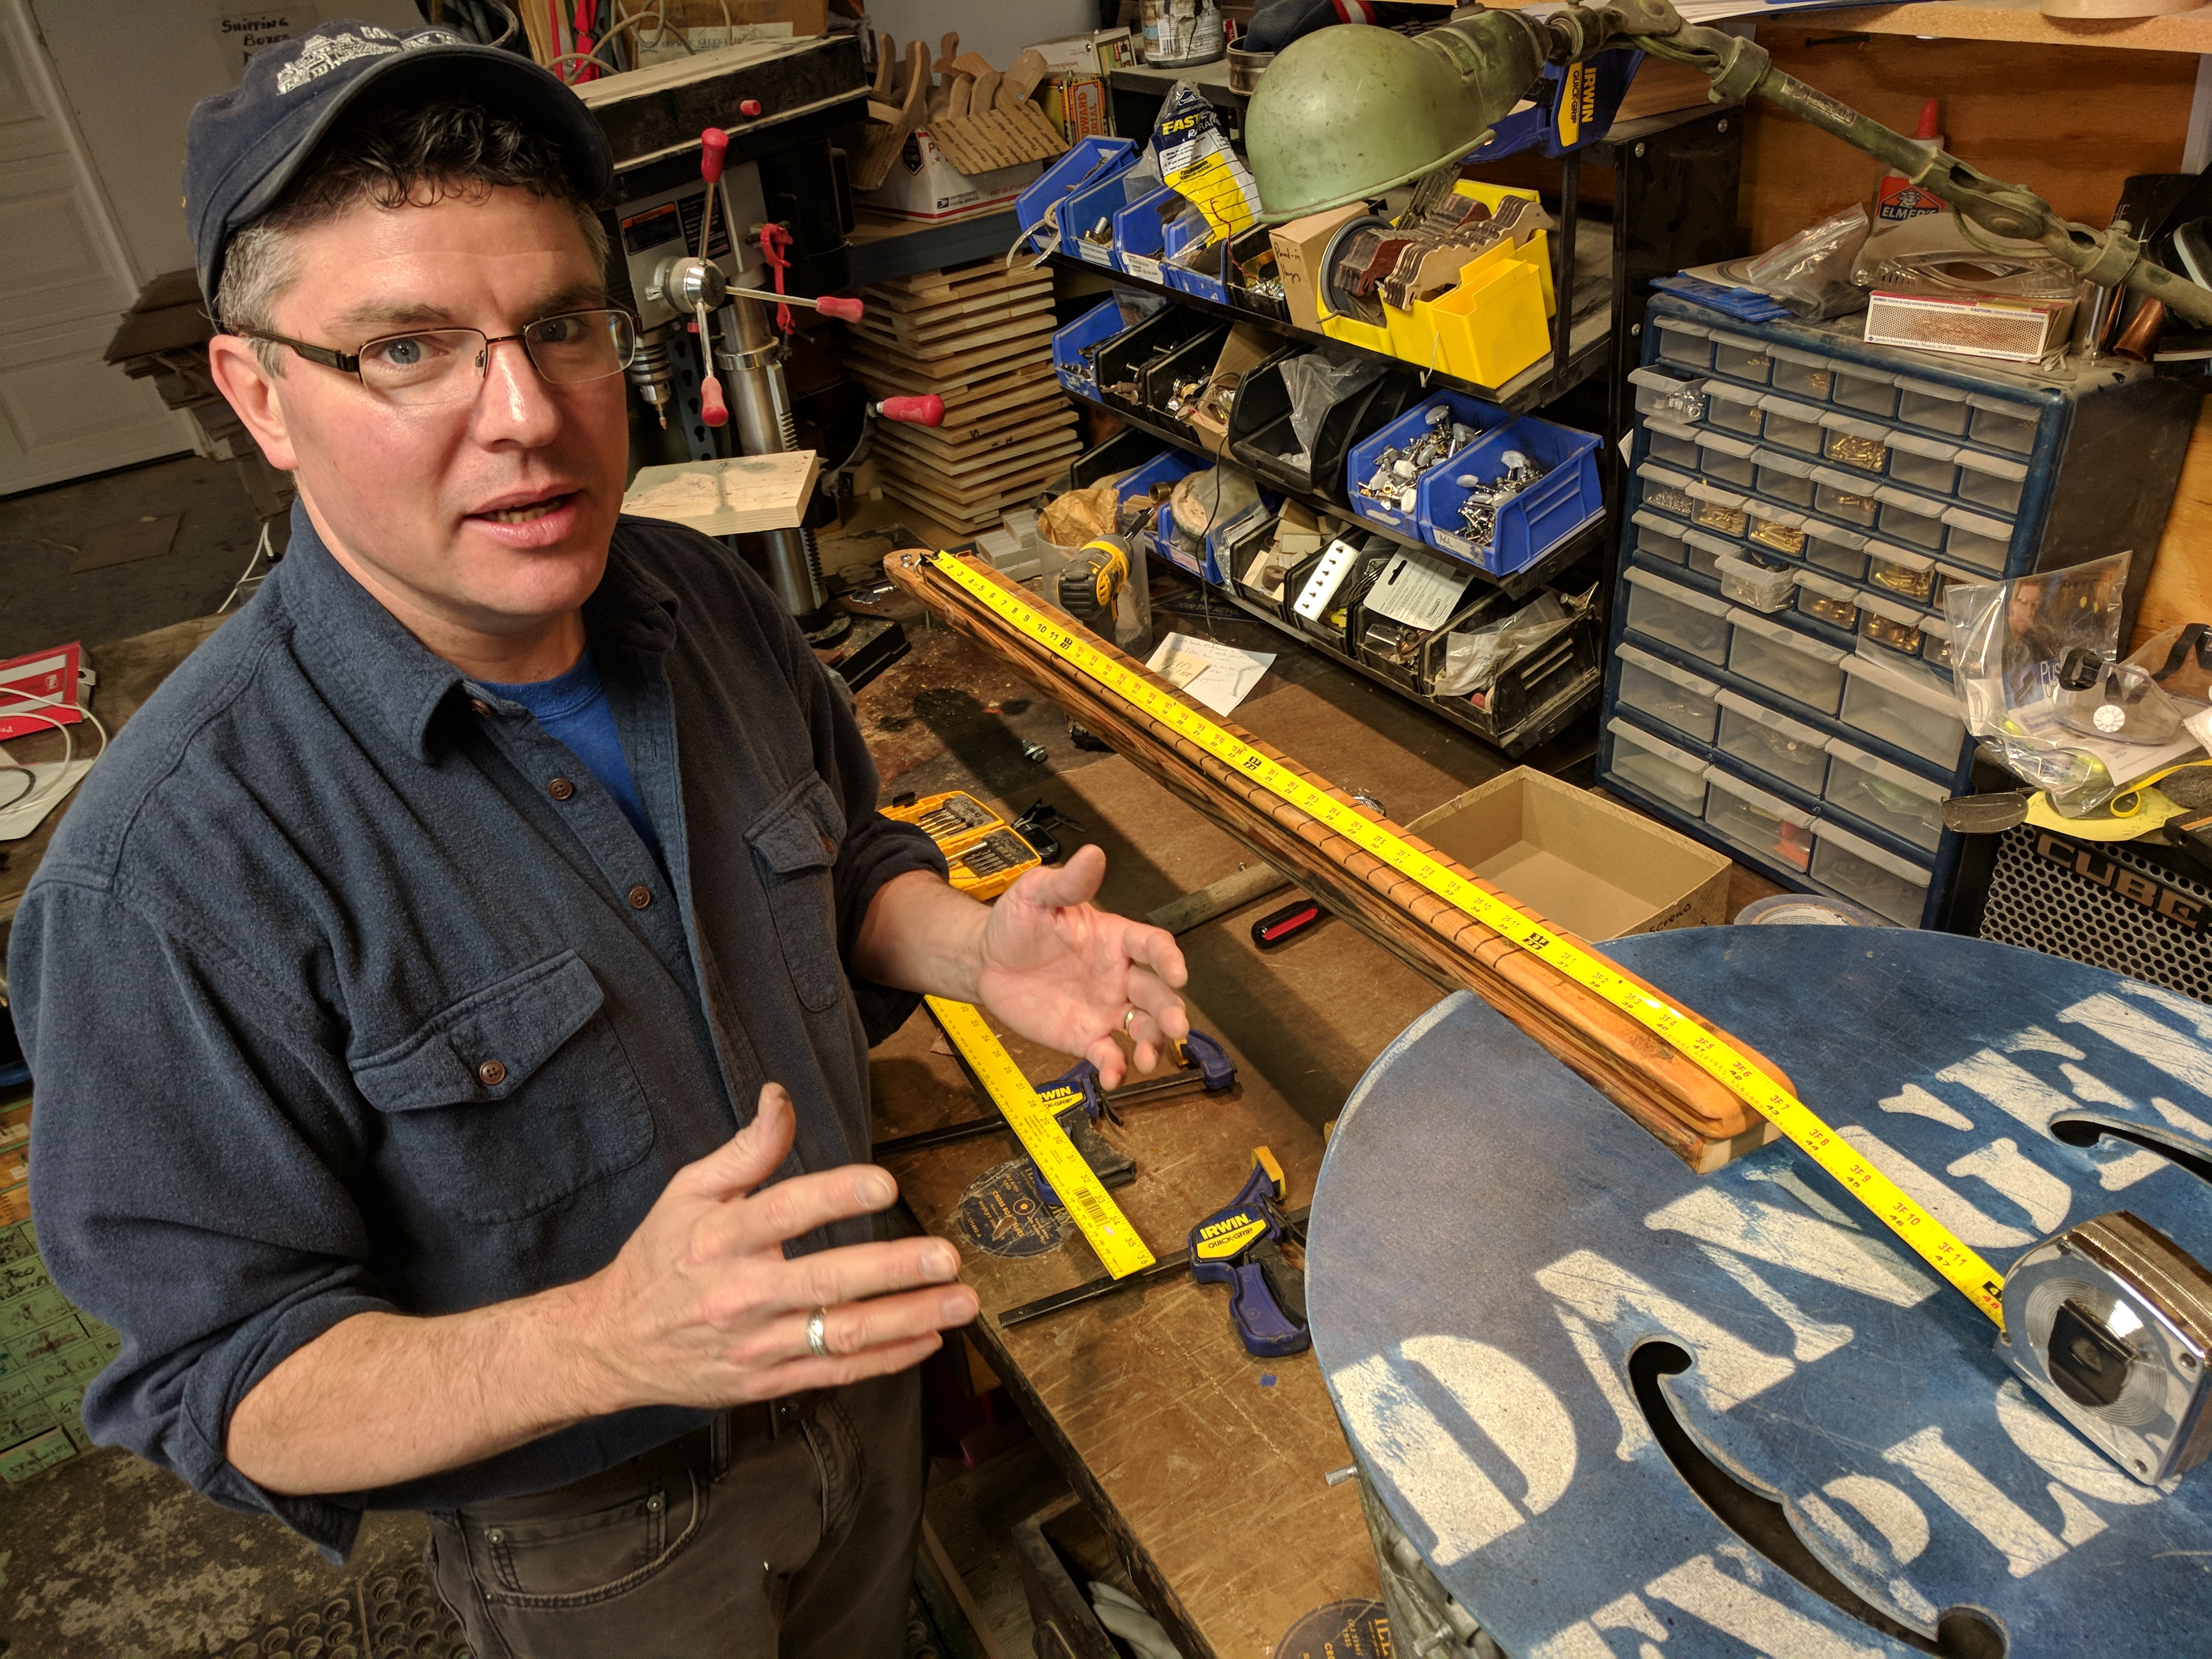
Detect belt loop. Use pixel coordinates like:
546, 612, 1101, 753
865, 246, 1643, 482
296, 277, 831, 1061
713, 1408, 733, 1472
766, 1397, 781, 1441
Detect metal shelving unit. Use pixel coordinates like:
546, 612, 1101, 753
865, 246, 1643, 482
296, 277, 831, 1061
1064, 389, 1598, 603
1052, 236, 1613, 417
1211, 574, 1604, 760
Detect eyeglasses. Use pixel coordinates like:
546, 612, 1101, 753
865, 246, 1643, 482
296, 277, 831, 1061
238, 308, 638, 406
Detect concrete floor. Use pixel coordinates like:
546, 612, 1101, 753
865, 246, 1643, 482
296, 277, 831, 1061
0, 454, 266, 662
0, 455, 1779, 1658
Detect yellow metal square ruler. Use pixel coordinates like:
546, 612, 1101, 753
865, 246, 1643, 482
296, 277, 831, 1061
924, 996, 1157, 1279
920, 551, 2008, 1326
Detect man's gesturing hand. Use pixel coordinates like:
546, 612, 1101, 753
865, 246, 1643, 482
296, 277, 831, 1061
974, 843, 1189, 1087
566, 1083, 978, 1411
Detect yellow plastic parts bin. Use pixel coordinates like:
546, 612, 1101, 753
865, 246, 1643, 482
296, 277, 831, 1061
1315, 181, 1556, 387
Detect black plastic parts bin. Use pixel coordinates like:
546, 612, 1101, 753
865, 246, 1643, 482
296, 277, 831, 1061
1227, 345, 1421, 508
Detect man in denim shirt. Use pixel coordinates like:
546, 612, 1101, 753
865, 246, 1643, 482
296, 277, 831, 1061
5, 23, 1189, 1658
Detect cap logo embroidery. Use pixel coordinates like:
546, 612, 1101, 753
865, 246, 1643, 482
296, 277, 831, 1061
276, 30, 402, 95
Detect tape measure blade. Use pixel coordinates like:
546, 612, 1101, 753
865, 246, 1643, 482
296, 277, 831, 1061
923, 554, 2009, 1325
923, 997, 1156, 1278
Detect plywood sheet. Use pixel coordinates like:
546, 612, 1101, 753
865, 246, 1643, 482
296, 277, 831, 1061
1740, 30, 2193, 253
620, 452, 819, 536
2135, 391, 2212, 651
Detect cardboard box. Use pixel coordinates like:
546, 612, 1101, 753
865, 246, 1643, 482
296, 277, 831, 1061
1406, 768, 1731, 942
1032, 28, 1135, 78
1269, 203, 1369, 335
1043, 74, 1112, 143
1189, 323, 1277, 456
859, 130, 1044, 222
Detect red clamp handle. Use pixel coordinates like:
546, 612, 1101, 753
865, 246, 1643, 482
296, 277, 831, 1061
700, 127, 728, 184
878, 395, 945, 428
815, 295, 866, 322
739, 98, 763, 117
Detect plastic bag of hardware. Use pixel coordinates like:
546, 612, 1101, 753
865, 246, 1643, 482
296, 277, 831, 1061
1743, 204, 1871, 319
1851, 214, 2081, 303
1945, 554, 2205, 814
1434, 590, 1576, 697
1281, 352, 1385, 454
1150, 80, 1263, 232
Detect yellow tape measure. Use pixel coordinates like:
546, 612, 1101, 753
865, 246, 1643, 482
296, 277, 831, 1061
926, 553, 2010, 1326
925, 996, 1158, 1279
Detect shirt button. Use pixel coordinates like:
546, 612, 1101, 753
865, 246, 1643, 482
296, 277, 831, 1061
478, 1058, 508, 1086
628, 885, 654, 910
549, 776, 575, 801
469, 699, 492, 717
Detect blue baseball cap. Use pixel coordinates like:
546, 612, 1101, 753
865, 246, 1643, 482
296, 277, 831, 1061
186, 19, 614, 320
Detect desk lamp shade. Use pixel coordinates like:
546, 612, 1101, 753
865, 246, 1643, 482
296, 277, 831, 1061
1244, 16, 1550, 221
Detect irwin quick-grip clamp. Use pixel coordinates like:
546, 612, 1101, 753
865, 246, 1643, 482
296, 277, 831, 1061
1189, 1148, 1311, 1358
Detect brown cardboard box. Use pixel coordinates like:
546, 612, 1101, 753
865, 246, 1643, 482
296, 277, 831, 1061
1269, 203, 1369, 335
1043, 74, 1112, 143
1405, 768, 1731, 941
1032, 28, 1136, 78
1189, 323, 1277, 457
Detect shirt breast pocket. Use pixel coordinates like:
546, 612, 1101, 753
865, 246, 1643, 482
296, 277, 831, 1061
349, 951, 655, 1226
746, 774, 848, 1014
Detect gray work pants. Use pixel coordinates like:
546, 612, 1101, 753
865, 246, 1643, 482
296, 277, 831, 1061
425, 1370, 924, 1658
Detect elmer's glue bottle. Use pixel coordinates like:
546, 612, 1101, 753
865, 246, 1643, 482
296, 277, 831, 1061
1875, 98, 1945, 222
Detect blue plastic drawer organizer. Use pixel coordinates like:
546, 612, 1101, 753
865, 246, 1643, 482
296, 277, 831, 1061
1599, 293, 2199, 928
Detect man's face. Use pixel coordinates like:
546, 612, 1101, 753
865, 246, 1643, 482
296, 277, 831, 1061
231, 186, 628, 643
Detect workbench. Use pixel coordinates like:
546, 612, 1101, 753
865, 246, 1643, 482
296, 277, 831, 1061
0, 613, 224, 930
859, 605, 1556, 1658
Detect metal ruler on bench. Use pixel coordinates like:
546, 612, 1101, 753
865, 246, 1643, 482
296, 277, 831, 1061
922, 551, 2008, 1325
925, 996, 1157, 1280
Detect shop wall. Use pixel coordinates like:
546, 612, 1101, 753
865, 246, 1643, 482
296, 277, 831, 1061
29, 0, 423, 284
864, 0, 1098, 70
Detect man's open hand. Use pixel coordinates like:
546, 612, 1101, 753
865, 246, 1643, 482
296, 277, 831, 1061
566, 1084, 978, 1410
972, 844, 1189, 1087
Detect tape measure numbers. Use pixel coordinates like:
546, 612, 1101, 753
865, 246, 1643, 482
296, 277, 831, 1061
926, 997, 1157, 1280
926, 553, 2009, 1326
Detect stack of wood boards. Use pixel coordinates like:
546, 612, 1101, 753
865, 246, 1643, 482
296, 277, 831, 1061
848, 258, 1080, 536
104, 269, 294, 523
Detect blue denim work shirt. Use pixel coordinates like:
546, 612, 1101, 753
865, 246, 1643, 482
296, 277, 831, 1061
5, 503, 945, 1558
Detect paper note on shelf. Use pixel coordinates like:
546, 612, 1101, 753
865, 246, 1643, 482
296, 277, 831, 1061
1145, 632, 1275, 717
1364, 549, 1472, 632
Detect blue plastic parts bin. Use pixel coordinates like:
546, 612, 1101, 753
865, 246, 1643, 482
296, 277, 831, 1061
1115, 449, 1204, 562
1015, 137, 1135, 252
1114, 186, 1210, 278
1342, 390, 1508, 536
1420, 416, 1603, 576
1161, 237, 1229, 303
1053, 299, 1127, 396
1065, 163, 1163, 269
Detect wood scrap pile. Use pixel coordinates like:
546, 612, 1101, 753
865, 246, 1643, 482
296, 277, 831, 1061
855, 35, 1064, 191
885, 550, 1795, 1174
846, 261, 1080, 536
103, 270, 294, 525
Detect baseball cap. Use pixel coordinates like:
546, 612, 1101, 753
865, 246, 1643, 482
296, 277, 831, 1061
186, 19, 614, 320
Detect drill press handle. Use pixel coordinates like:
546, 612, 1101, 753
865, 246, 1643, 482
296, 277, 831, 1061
875, 395, 945, 426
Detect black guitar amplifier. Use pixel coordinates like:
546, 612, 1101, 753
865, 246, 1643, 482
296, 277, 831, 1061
1971, 822, 2212, 1003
